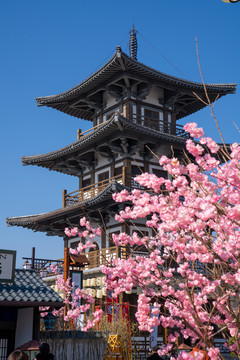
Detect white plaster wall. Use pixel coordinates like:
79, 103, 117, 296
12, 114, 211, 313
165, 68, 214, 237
115, 161, 123, 169
145, 86, 164, 106
103, 92, 117, 109
15, 307, 33, 348
81, 156, 111, 178
96, 154, 111, 168
82, 175, 91, 181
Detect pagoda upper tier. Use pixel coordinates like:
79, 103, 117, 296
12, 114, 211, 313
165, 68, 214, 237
36, 46, 236, 121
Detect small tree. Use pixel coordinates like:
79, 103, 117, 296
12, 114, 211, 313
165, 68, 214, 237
61, 123, 240, 360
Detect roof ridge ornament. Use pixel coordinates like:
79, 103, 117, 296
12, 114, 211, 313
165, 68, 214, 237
116, 45, 122, 52
129, 25, 138, 60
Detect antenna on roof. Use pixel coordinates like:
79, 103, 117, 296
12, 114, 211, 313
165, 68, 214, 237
129, 25, 138, 60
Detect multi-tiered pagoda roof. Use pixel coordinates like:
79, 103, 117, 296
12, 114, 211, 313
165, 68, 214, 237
6, 44, 236, 237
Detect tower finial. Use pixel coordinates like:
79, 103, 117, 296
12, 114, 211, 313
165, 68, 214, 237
129, 25, 138, 60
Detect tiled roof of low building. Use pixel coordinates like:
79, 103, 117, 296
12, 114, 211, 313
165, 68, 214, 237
0, 269, 63, 307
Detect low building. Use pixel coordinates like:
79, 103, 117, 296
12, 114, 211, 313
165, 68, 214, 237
0, 269, 63, 359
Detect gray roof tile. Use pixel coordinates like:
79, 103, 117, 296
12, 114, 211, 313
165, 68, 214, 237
0, 269, 63, 306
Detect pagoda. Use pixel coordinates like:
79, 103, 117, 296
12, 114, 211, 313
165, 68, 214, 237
7, 28, 236, 322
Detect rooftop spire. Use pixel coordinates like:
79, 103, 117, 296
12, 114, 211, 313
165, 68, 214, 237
129, 25, 138, 60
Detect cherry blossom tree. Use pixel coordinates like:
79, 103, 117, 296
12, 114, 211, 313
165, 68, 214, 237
61, 122, 240, 360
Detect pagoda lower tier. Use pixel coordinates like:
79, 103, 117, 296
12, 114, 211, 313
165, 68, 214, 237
6, 182, 125, 237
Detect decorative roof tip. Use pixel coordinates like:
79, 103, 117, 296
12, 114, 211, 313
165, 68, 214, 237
129, 25, 138, 60
116, 45, 122, 52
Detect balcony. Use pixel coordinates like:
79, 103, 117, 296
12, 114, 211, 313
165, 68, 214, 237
63, 170, 125, 207
76, 112, 189, 141
63, 168, 146, 207
131, 114, 189, 138
83, 246, 124, 270
83, 246, 148, 270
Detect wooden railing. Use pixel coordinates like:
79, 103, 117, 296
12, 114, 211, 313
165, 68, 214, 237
63, 170, 126, 207
76, 112, 189, 141
84, 246, 127, 269
62, 166, 150, 207
77, 121, 107, 140
131, 114, 189, 138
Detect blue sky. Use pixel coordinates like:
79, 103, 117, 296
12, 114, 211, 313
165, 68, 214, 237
1, 0, 239, 267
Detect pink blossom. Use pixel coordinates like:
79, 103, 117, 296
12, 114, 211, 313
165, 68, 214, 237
186, 139, 204, 157
206, 137, 220, 153
184, 122, 204, 138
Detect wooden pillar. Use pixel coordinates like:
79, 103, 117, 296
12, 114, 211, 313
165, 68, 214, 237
62, 189, 67, 208
125, 101, 130, 119
101, 231, 106, 249
31, 247, 35, 269
64, 239, 69, 282
124, 158, 131, 188
122, 166, 126, 186
144, 160, 149, 173
163, 109, 168, 134
79, 176, 83, 190
77, 129, 82, 140
123, 103, 127, 117
111, 162, 115, 179
128, 100, 132, 120
171, 112, 176, 135
136, 103, 141, 125
91, 169, 95, 185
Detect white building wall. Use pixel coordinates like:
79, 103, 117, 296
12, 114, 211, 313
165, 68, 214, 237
103, 92, 118, 109
15, 307, 34, 348
96, 155, 111, 169
145, 86, 164, 107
